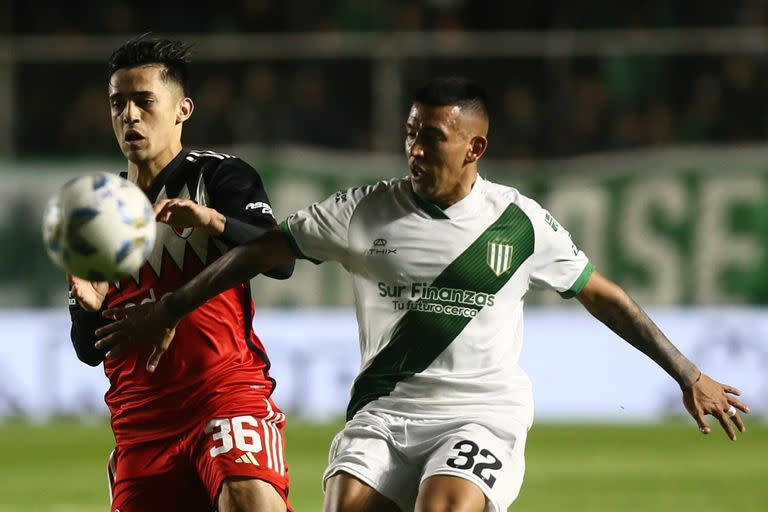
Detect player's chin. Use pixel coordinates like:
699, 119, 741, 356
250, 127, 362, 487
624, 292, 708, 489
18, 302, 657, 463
124, 147, 149, 163
411, 182, 436, 202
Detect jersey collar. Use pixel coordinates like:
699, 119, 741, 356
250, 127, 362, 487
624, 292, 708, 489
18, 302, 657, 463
412, 192, 450, 219
411, 175, 486, 220
122, 149, 190, 202
443, 174, 485, 218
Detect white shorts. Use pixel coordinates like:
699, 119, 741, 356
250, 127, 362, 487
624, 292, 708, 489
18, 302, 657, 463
323, 410, 527, 512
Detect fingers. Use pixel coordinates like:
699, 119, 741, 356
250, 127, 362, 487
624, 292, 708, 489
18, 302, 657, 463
708, 402, 748, 441
731, 413, 746, 434
146, 346, 167, 373
154, 199, 176, 224
95, 305, 150, 340
691, 407, 711, 435
93, 317, 134, 359
686, 376, 750, 440
94, 317, 129, 347
101, 306, 146, 323
713, 410, 737, 441
98, 333, 132, 360
153, 199, 172, 216
101, 307, 126, 320
95, 310, 129, 335
153, 198, 201, 226
728, 397, 750, 415
70, 281, 85, 300
718, 384, 749, 439
154, 198, 189, 223
94, 303, 175, 371
725, 400, 749, 434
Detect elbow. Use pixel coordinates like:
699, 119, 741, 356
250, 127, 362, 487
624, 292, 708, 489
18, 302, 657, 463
82, 356, 104, 367
75, 347, 104, 367
70, 329, 105, 366
264, 260, 295, 280
576, 271, 629, 318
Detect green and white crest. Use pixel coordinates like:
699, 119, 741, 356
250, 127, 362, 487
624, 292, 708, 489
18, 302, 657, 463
487, 241, 514, 276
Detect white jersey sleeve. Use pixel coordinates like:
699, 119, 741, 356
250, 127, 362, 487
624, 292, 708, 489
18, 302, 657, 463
528, 204, 594, 298
279, 184, 377, 266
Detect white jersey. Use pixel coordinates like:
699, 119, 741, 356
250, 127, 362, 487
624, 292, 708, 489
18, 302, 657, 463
280, 175, 593, 429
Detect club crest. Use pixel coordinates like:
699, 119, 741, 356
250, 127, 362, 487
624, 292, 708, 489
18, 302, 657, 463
173, 226, 193, 239
487, 242, 514, 276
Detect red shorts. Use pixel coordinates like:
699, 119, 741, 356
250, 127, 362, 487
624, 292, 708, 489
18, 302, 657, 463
108, 397, 292, 512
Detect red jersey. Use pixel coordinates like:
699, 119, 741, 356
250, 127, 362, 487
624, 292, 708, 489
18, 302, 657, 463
70, 148, 292, 445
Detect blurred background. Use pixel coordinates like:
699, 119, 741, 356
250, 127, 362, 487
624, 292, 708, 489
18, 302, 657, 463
0, 1, 767, 511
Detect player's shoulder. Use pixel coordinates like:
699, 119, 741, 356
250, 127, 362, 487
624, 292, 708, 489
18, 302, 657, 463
479, 175, 538, 209
186, 148, 255, 171
370, 176, 411, 198
186, 148, 240, 162
334, 176, 405, 205
185, 148, 265, 184
479, 175, 553, 225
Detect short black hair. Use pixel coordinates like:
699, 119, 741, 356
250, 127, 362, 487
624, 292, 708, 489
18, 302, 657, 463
107, 34, 193, 96
412, 76, 489, 118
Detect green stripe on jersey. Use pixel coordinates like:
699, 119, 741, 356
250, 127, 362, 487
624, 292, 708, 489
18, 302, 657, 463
412, 192, 450, 220
346, 203, 534, 420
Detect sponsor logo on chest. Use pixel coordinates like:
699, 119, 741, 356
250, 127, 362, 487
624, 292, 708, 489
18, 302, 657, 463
365, 238, 398, 256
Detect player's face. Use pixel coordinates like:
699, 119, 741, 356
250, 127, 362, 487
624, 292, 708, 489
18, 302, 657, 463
109, 65, 192, 170
405, 102, 480, 208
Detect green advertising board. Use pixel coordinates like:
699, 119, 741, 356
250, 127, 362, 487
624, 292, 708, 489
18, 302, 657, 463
2, 147, 767, 307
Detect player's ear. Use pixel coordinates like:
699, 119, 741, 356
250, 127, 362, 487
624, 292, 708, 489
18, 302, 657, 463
177, 97, 194, 124
465, 136, 488, 164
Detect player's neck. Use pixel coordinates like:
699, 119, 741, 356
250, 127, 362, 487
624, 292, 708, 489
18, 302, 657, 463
431, 169, 478, 209
127, 146, 183, 190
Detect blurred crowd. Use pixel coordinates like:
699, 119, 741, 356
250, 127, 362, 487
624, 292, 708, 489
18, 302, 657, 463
7, 0, 768, 159
10, 1, 768, 34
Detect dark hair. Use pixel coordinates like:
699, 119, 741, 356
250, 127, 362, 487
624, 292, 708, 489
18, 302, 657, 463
107, 35, 193, 96
412, 76, 489, 118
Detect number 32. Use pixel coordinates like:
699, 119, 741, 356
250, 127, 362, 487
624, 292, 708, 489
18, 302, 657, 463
446, 440, 502, 488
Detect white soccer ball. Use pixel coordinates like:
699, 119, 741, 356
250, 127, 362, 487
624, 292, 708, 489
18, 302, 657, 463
42, 172, 157, 281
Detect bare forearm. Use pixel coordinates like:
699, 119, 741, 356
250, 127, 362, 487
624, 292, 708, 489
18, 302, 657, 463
165, 246, 250, 318
580, 281, 700, 388
164, 229, 293, 319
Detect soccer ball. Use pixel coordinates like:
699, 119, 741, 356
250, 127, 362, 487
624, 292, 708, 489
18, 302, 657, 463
42, 172, 157, 281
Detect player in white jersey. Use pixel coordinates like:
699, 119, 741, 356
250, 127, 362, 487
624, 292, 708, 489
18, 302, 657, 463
96, 77, 750, 512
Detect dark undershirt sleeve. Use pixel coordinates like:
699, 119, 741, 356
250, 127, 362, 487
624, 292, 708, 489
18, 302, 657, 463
208, 159, 294, 280
68, 289, 107, 366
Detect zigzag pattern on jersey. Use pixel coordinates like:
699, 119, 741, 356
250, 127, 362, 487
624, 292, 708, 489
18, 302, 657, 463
111, 240, 226, 302
113, 180, 228, 291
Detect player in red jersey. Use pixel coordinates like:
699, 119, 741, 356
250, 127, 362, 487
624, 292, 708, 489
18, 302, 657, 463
68, 35, 295, 512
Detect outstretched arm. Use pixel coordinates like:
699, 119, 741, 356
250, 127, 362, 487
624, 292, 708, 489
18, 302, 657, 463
154, 198, 294, 279
164, 228, 295, 317
576, 269, 749, 440
95, 228, 295, 371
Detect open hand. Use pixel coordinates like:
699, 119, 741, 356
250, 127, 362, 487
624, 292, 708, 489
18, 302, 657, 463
68, 274, 108, 312
682, 373, 750, 441
154, 198, 224, 235
94, 297, 178, 373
